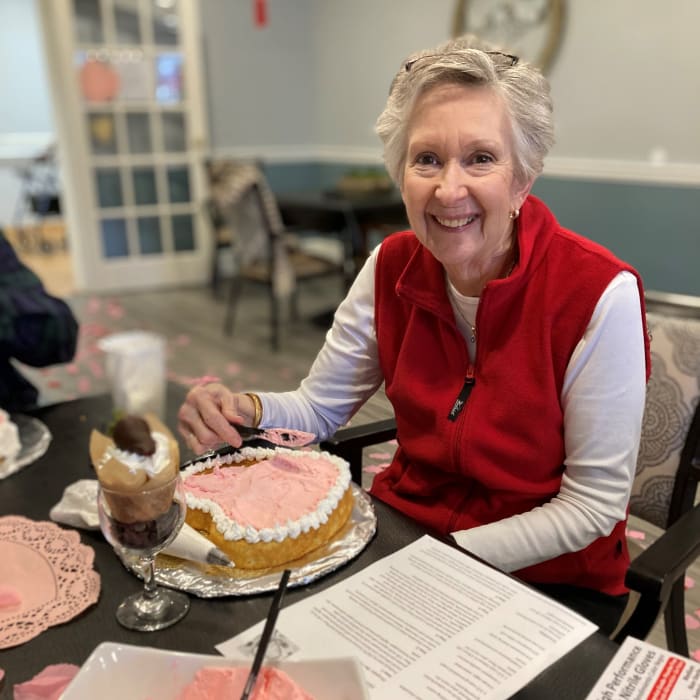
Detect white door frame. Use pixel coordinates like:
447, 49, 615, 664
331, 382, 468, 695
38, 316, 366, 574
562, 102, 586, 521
38, 0, 211, 293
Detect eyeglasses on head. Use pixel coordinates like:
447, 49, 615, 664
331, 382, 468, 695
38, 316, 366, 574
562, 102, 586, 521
404, 50, 519, 72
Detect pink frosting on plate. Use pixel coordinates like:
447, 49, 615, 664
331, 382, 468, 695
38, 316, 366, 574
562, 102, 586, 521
177, 666, 314, 700
184, 455, 337, 530
13, 663, 80, 700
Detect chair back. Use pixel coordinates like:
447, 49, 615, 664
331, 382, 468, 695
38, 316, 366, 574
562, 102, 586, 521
207, 160, 295, 297
629, 311, 700, 530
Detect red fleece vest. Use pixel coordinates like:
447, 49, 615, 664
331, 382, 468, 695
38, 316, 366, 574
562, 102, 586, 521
370, 195, 650, 595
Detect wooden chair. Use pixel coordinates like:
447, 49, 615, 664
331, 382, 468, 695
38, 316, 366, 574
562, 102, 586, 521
205, 160, 348, 351
205, 194, 232, 298
322, 293, 700, 655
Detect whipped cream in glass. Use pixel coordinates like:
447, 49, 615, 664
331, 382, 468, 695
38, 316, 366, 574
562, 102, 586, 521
106, 431, 171, 478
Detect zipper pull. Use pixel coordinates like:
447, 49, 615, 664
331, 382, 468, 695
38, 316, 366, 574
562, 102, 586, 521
448, 368, 475, 421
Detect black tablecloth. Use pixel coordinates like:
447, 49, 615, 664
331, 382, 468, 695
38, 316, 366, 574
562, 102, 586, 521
0, 390, 618, 698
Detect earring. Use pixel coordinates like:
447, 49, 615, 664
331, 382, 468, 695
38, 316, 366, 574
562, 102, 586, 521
509, 208, 520, 220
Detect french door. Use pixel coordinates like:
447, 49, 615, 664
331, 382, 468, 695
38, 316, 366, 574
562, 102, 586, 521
39, 0, 210, 292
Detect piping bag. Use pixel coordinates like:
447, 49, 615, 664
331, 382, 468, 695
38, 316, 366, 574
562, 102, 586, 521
49, 478, 234, 567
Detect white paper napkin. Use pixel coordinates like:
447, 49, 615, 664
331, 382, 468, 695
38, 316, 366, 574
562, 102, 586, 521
50, 479, 233, 567
49, 479, 101, 529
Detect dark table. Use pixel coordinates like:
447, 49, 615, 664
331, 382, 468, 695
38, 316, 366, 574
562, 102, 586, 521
277, 189, 408, 272
0, 390, 618, 699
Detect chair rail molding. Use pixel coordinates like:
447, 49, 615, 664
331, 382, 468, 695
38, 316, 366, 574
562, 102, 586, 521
543, 156, 700, 187
210, 144, 384, 166
210, 146, 700, 188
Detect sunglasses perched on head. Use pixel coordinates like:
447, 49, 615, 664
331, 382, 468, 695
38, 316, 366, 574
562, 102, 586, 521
403, 50, 519, 72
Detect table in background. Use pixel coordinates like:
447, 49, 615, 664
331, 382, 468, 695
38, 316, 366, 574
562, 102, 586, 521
277, 189, 408, 274
0, 390, 619, 699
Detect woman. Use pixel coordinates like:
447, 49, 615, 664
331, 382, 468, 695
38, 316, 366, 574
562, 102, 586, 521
179, 36, 649, 633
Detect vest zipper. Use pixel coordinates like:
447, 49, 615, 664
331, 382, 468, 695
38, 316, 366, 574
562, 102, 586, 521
447, 365, 475, 421
447, 362, 474, 532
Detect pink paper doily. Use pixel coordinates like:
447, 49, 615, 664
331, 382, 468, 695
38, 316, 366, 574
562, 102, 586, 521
0, 516, 101, 649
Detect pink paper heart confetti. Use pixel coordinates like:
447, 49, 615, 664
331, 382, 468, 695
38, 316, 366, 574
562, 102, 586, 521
364, 463, 391, 474
0, 585, 22, 609
685, 614, 700, 630
88, 359, 104, 378
106, 302, 124, 319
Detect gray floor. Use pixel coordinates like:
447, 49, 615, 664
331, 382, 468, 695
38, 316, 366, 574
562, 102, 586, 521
20, 277, 700, 659
24, 278, 393, 425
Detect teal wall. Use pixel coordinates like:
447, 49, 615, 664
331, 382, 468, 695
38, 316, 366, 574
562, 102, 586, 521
533, 177, 700, 297
264, 162, 360, 194
265, 162, 700, 296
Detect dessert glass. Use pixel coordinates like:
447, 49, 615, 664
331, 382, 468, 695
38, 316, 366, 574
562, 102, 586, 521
97, 472, 190, 631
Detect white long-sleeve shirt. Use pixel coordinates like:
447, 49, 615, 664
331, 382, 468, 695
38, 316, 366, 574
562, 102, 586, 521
257, 244, 647, 573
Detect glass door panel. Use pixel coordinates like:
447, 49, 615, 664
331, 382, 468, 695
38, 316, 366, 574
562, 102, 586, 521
114, 0, 142, 44
172, 214, 195, 251
161, 111, 186, 151
126, 112, 152, 153
101, 219, 129, 257
88, 113, 118, 154
155, 52, 184, 103
152, 0, 179, 45
132, 167, 158, 204
166, 166, 190, 203
73, 0, 103, 43
137, 216, 163, 254
95, 168, 124, 207
115, 51, 151, 101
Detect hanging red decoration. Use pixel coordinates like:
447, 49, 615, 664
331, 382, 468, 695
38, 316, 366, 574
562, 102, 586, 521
254, 0, 267, 28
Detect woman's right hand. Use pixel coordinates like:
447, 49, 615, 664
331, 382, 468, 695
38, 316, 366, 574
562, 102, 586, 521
177, 382, 257, 454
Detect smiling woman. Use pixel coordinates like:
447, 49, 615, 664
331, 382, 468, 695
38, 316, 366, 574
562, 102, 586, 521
177, 33, 650, 637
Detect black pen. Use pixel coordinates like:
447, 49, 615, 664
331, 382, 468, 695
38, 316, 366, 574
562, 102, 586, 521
240, 569, 292, 700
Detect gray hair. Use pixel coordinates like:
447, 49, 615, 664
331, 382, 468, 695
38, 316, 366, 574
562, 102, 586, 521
375, 35, 554, 187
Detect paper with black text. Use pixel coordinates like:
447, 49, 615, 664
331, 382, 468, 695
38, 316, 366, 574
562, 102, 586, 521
584, 636, 700, 699
218, 535, 597, 699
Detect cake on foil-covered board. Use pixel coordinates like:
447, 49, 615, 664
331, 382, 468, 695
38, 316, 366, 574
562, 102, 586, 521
182, 446, 353, 570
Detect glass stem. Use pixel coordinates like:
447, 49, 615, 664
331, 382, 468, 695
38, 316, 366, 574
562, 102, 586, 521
142, 556, 158, 599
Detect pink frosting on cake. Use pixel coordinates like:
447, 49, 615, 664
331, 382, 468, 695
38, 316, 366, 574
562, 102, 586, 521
177, 666, 314, 700
184, 454, 337, 530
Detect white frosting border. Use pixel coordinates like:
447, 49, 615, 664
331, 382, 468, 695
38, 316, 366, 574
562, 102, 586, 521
182, 447, 351, 545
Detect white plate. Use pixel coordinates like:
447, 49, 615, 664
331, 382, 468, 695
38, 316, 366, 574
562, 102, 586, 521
0, 414, 51, 479
61, 642, 369, 700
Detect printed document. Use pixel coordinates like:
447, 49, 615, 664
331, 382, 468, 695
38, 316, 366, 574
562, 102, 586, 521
218, 535, 597, 699
585, 636, 700, 700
